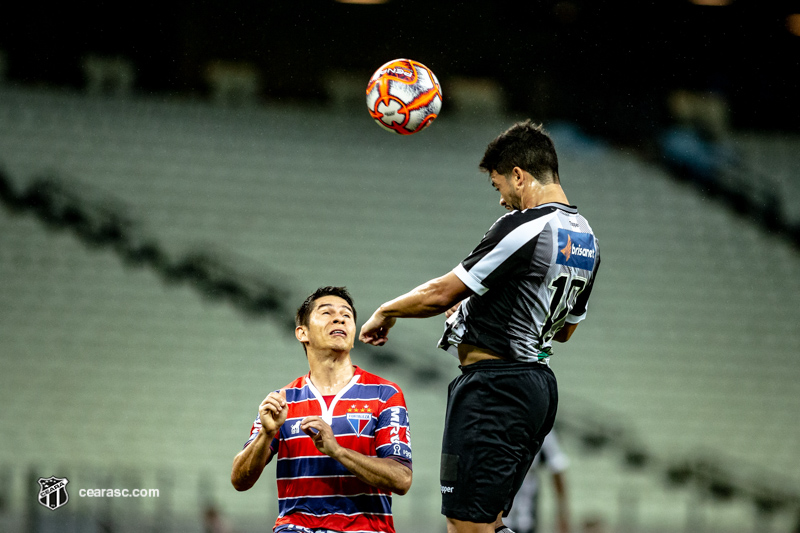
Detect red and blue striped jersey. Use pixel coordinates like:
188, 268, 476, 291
243, 366, 412, 533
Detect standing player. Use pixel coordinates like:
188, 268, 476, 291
232, 286, 412, 533
359, 120, 600, 533
505, 431, 570, 533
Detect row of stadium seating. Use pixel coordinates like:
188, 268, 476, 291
1, 86, 798, 532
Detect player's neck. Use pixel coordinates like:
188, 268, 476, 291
522, 183, 569, 209
307, 351, 355, 395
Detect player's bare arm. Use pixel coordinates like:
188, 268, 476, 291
359, 271, 472, 346
231, 390, 288, 491
301, 416, 412, 495
553, 322, 578, 343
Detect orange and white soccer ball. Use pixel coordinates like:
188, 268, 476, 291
366, 59, 442, 135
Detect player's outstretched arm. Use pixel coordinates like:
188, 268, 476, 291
231, 390, 287, 491
359, 271, 472, 346
300, 416, 412, 495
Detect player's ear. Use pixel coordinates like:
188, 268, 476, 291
295, 325, 308, 343
511, 166, 526, 185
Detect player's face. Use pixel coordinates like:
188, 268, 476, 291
302, 296, 356, 353
490, 170, 519, 211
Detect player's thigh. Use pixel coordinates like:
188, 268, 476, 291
441, 363, 555, 522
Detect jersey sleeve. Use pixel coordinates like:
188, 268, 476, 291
455, 213, 548, 295
566, 251, 601, 324
374, 387, 412, 468
242, 415, 279, 456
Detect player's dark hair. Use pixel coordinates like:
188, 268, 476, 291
295, 286, 357, 328
479, 120, 560, 184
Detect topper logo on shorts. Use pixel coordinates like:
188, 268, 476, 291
556, 229, 596, 270
441, 485, 454, 494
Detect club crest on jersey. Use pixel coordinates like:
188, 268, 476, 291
346, 404, 372, 437
556, 229, 596, 270
38, 476, 69, 511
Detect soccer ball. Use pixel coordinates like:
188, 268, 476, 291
366, 59, 442, 135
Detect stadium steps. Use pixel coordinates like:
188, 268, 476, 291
727, 132, 800, 226
1, 87, 799, 532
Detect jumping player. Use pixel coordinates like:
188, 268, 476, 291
359, 120, 600, 533
232, 286, 412, 533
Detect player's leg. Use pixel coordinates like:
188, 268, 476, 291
446, 510, 516, 532
440, 366, 509, 527
446, 516, 497, 533
493, 524, 517, 533
493, 511, 518, 533
440, 361, 555, 533
444, 511, 512, 533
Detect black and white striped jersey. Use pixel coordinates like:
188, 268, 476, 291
438, 202, 600, 364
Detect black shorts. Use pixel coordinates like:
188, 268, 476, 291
439, 359, 558, 523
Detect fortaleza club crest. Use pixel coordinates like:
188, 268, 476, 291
38, 476, 69, 511
346, 404, 372, 437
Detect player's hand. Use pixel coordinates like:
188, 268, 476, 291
445, 301, 463, 318
258, 389, 288, 436
300, 416, 341, 458
359, 310, 396, 346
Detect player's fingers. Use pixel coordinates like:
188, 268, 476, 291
261, 397, 285, 415
445, 301, 462, 318
360, 333, 379, 344
302, 416, 327, 430
261, 391, 287, 408
360, 329, 387, 345
301, 421, 321, 437
260, 403, 278, 416
268, 391, 287, 407
266, 396, 284, 408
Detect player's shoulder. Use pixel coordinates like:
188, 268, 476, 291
496, 203, 569, 227
546, 203, 597, 234
484, 204, 566, 242
354, 366, 404, 395
278, 374, 313, 403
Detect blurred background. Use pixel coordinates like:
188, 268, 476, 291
0, 1, 799, 532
